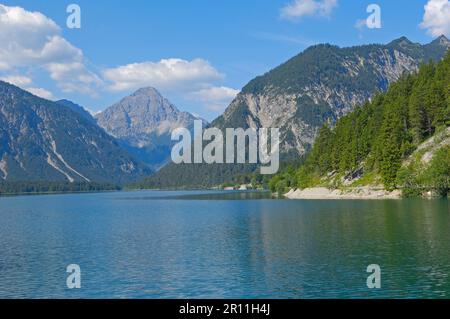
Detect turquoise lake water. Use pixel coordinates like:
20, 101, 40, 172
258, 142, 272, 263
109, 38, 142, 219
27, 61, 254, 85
0, 190, 449, 298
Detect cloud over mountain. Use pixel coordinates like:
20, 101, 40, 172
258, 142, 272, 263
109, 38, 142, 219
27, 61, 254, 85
26, 87, 55, 100
0, 4, 100, 95
103, 58, 223, 92
280, 0, 338, 20
420, 0, 450, 37
188, 86, 240, 112
103, 58, 238, 113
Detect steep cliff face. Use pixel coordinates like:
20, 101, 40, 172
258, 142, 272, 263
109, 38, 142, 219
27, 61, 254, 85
0, 81, 150, 184
96, 87, 203, 170
213, 36, 450, 158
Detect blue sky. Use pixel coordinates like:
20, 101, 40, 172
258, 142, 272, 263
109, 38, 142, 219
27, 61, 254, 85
0, 0, 448, 120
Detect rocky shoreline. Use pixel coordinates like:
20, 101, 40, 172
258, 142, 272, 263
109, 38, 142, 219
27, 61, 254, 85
285, 187, 401, 200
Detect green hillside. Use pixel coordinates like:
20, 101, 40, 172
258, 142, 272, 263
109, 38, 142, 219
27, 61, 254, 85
270, 53, 450, 198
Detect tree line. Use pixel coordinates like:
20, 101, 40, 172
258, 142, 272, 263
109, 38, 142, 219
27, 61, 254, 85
0, 181, 119, 195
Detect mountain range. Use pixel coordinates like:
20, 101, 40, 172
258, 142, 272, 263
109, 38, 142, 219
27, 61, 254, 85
0, 36, 448, 191
142, 36, 450, 188
213, 35, 450, 156
0, 83, 204, 189
0, 81, 150, 185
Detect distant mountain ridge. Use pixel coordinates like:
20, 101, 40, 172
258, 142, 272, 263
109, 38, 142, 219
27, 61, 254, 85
96, 87, 205, 170
0, 81, 150, 185
56, 99, 96, 124
141, 36, 450, 189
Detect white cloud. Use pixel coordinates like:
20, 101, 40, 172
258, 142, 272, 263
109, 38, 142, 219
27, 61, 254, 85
0, 74, 56, 100
46, 62, 102, 94
189, 86, 239, 112
0, 4, 60, 68
103, 58, 224, 92
0, 4, 100, 95
420, 0, 450, 37
26, 87, 55, 100
0, 75, 32, 87
190, 86, 239, 102
354, 19, 367, 30
280, 0, 338, 20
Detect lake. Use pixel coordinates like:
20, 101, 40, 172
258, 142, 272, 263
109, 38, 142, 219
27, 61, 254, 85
0, 190, 449, 298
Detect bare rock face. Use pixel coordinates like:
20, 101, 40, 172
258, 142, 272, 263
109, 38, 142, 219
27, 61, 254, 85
96, 87, 204, 170
213, 36, 450, 159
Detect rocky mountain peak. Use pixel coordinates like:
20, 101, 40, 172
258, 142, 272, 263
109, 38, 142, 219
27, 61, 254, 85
389, 36, 414, 45
128, 87, 171, 110
432, 35, 450, 47
132, 86, 162, 97
108, 87, 178, 116
96, 87, 201, 169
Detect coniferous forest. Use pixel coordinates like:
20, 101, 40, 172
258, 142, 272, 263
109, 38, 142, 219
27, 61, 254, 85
0, 181, 119, 196
270, 52, 450, 198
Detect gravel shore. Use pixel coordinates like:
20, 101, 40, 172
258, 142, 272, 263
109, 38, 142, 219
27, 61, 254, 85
285, 187, 401, 200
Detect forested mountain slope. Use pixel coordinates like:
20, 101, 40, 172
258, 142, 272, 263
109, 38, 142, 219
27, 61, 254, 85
270, 52, 450, 198
137, 36, 449, 189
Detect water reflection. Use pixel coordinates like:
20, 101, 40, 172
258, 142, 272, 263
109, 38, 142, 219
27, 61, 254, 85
0, 191, 448, 298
